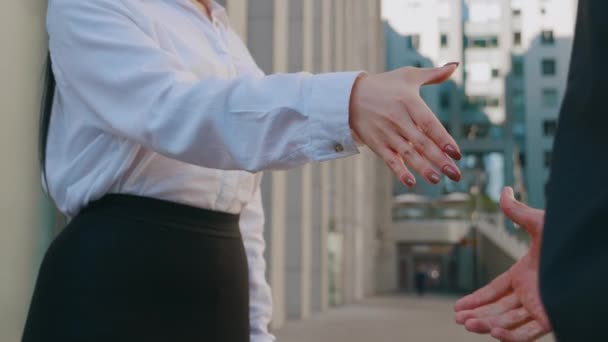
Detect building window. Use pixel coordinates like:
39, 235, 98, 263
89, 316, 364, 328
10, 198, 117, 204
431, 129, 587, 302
512, 89, 524, 110
541, 30, 555, 45
408, 35, 421, 50
512, 9, 522, 17
465, 36, 500, 49
464, 124, 490, 139
464, 96, 500, 109
514, 32, 522, 46
542, 59, 556, 76
544, 151, 552, 168
491, 68, 500, 78
513, 58, 524, 76
543, 120, 558, 136
440, 91, 451, 109
542, 88, 559, 107
440, 34, 449, 48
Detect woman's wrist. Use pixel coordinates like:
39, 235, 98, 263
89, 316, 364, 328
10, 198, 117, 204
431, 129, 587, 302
349, 72, 369, 147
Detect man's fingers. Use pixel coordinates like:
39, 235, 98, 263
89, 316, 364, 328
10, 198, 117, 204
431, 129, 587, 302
500, 187, 544, 237
463, 307, 531, 334
394, 115, 461, 182
415, 62, 459, 86
455, 272, 511, 311
404, 96, 461, 161
381, 148, 416, 187
491, 320, 549, 342
455, 292, 520, 324
492, 307, 531, 329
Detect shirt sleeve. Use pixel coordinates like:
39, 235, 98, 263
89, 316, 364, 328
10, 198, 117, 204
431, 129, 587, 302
47, 0, 360, 173
239, 183, 275, 342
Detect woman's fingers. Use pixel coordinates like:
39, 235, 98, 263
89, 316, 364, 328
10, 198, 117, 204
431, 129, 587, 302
380, 148, 416, 187
395, 115, 461, 181
390, 136, 441, 185
403, 94, 461, 160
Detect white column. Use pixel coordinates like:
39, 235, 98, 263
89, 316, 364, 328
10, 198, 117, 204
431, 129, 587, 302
334, 0, 345, 71
226, 0, 248, 41
266, 0, 290, 329
300, 164, 313, 318
318, 1, 333, 311
266, 172, 287, 329
0, 1, 57, 341
300, 1, 315, 314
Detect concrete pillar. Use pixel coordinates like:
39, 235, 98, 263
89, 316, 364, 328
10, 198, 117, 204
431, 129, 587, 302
264, 172, 287, 330
303, 0, 326, 314
319, 162, 331, 311
341, 158, 356, 304
321, 0, 333, 73
302, 0, 314, 72
282, 0, 315, 321
226, 0, 248, 41
334, 0, 345, 72
375, 159, 398, 293
257, 0, 291, 330
285, 165, 312, 319
310, 164, 324, 313
0, 1, 58, 340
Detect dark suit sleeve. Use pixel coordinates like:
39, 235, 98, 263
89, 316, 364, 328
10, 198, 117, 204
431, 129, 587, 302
539, 1, 608, 340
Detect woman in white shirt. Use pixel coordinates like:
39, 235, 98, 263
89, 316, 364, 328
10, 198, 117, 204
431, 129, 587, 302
24, 1, 462, 341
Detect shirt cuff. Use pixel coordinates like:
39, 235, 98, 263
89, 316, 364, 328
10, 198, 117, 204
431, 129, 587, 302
304, 71, 363, 162
251, 333, 276, 342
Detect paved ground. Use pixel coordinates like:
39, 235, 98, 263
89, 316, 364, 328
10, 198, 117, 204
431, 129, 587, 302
275, 295, 555, 342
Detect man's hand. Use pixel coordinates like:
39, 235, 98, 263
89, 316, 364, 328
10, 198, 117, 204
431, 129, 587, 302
349, 63, 462, 187
454, 187, 552, 342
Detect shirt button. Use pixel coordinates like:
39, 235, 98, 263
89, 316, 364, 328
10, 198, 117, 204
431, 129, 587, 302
334, 143, 344, 152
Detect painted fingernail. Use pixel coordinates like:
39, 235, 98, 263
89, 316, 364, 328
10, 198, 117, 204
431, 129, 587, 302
442, 165, 461, 181
428, 172, 441, 184
404, 176, 416, 187
443, 62, 460, 68
444, 144, 462, 160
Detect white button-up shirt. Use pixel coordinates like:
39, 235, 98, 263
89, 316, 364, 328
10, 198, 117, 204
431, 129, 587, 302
46, 0, 360, 340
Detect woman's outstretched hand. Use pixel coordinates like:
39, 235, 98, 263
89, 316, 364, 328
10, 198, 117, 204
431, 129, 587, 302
349, 63, 462, 186
454, 187, 552, 342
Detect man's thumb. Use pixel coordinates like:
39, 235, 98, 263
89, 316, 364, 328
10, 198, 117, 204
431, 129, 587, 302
500, 187, 544, 238
419, 62, 459, 86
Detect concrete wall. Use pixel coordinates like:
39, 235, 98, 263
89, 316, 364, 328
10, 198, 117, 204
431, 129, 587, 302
0, 1, 57, 341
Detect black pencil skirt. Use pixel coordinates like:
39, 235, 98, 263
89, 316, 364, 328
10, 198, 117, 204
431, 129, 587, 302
22, 194, 250, 342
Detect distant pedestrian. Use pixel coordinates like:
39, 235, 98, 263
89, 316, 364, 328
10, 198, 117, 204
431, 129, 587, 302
415, 267, 427, 296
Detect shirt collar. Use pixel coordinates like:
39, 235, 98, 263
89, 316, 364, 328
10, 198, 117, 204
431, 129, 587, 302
173, 0, 229, 27
210, 1, 229, 27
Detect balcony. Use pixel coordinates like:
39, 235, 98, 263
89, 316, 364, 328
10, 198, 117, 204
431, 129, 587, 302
392, 193, 473, 244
